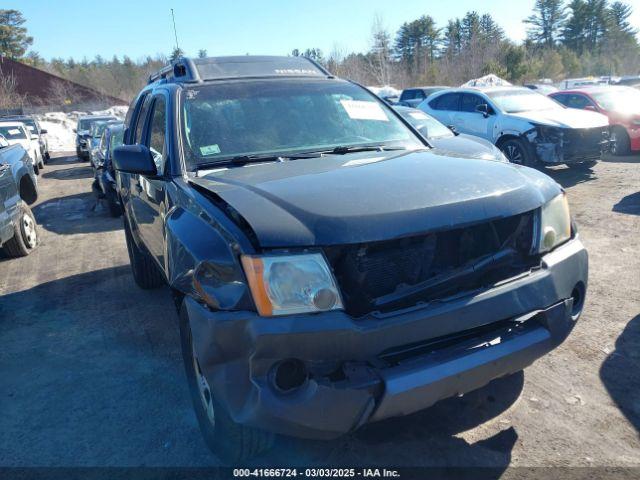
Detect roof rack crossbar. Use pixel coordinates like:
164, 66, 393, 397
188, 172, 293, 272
148, 57, 201, 84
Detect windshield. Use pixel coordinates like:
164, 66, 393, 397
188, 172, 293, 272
486, 89, 562, 113
0, 126, 27, 140
181, 79, 423, 167
396, 108, 453, 138
591, 88, 640, 114
91, 122, 110, 138
78, 117, 116, 131
109, 129, 124, 150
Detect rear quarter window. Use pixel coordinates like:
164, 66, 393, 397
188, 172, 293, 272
430, 93, 460, 111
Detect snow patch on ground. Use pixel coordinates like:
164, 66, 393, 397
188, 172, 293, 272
34, 106, 128, 153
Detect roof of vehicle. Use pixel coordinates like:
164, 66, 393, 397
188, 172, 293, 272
1, 115, 35, 121
552, 85, 632, 95
77, 115, 118, 121
429, 86, 531, 97
148, 55, 332, 85
403, 86, 449, 91
0, 121, 27, 128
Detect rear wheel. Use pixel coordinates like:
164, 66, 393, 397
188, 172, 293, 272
123, 214, 165, 289
611, 126, 631, 156
179, 304, 275, 463
499, 138, 536, 167
2, 203, 38, 257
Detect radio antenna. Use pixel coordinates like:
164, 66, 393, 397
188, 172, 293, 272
171, 9, 180, 54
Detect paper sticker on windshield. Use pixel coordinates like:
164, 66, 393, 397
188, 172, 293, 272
200, 144, 221, 156
340, 100, 389, 121
409, 112, 428, 120
8, 129, 20, 135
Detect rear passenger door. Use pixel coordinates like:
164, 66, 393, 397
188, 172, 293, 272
425, 92, 461, 129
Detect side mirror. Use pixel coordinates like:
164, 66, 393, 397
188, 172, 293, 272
113, 144, 158, 176
475, 104, 491, 117
584, 105, 597, 112
40, 129, 48, 134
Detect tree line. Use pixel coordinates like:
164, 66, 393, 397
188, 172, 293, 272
0, 1, 638, 108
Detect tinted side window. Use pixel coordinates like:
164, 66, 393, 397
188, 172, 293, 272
566, 94, 594, 109
147, 96, 167, 174
415, 90, 426, 100
431, 93, 460, 111
400, 90, 415, 101
460, 94, 486, 112
551, 94, 569, 106
134, 95, 153, 144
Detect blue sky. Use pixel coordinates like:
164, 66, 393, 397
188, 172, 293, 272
9, 0, 640, 61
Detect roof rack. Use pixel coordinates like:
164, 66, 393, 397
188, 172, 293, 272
148, 55, 332, 85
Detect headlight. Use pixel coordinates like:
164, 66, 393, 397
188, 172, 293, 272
534, 124, 564, 142
539, 193, 571, 253
241, 253, 343, 316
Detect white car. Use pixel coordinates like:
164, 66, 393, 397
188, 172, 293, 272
0, 122, 44, 174
418, 86, 611, 168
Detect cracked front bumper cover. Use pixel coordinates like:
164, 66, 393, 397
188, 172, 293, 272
185, 238, 587, 439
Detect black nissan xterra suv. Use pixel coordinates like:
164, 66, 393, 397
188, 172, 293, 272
113, 56, 588, 462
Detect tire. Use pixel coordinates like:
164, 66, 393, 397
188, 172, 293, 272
106, 190, 123, 217
76, 148, 82, 159
123, 214, 165, 289
179, 304, 275, 463
499, 138, 536, 167
44, 151, 50, 163
611, 126, 631, 156
33, 162, 39, 175
2, 203, 38, 257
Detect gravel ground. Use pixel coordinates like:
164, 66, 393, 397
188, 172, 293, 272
0, 152, 638, 469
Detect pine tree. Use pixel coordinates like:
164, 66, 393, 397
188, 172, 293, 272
524, 0, 567, 47
0, 10, 33, 59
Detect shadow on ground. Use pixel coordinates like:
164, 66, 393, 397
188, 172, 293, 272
33, 191, 122, 234
0, 266, 215, 466
600, 314, 640, 435
601, 153, 640, 164
543, 165, 597, 188
613, 192, 640, 216
42, 165, 94, 181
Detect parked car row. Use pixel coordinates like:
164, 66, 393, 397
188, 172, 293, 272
74, 114, 118, 160
0, 115, 47, 175
0, 134, 39, 258
110, 55, 589, 462
390, 80, 640, 165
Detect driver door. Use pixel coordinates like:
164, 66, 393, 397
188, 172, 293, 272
130, 94, 169, 267
453, 93, 496, 141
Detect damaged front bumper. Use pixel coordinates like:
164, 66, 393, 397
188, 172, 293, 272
528, 126, 612, 164
185, 238, 588, 440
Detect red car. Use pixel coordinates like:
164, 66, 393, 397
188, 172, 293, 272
550, 86, 640, 155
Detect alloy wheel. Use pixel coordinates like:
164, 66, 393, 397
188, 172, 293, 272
22, 213, 37, 249
192, 342, 215, 426
505, 144, 524, 164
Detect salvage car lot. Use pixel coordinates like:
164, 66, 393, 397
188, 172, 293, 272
1, 152, 639, 466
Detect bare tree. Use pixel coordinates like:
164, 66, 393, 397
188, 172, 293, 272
46, 79, 79, 109
0, 66, 27, 110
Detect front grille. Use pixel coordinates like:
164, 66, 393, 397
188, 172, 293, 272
562, 127, 609, 160
324, 211, 538, 317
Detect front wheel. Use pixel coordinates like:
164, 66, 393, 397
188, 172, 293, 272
123, 214, 165, 289
499, 138, 536, 167
610, 126, 631, 156
179, 305, 275, 463
2, 203, 38, 257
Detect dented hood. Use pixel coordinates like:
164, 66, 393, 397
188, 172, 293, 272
191, 149, 561, 247
510, 108, 609, 129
